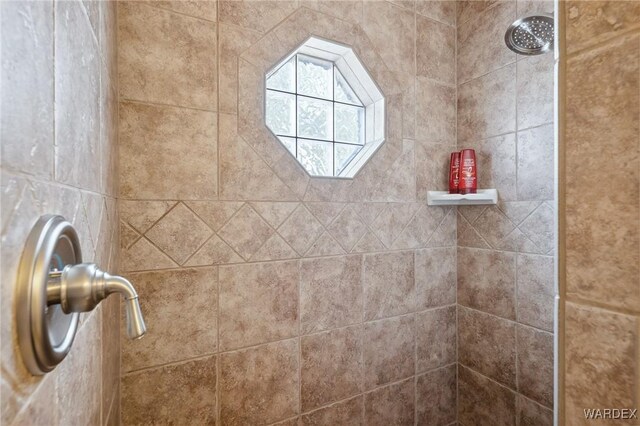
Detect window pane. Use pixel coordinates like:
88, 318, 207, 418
334, 69, 362, 105
267, 56, 295, 92
334, 103, 364, 144
335, 143, 362, 175
266, 90, 296, 136
278, 136, 296, 156
297, 96, 333, 140
297, 55, 333, 99
297, 139, 333, 177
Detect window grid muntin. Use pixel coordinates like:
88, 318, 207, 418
266, 53, 366, 177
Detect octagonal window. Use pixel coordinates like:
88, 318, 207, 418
265, 37, 385, 178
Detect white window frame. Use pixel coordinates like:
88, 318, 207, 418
264, 36, 385, 179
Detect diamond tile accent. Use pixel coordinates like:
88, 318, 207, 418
185, 201, 244, 231
218, 204, 274, 260
145, 203, 213, 264
250, 202, 298, 228
520, 203, 554, 254
120, 200, 177, 233
306, 232, 347, 257
371, 203, 420, 248
327, 206, 368, 252
278, 205, 324, 255
252, 234, 298, 261
184, 235, 244, 266
393, 206, 441, 249
121, 237, 178, 272
305, 202, 346, 226
352, 231, 386, 253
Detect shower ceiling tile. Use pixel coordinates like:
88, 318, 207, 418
145, 203, 213, 265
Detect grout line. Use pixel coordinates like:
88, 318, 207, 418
119, 97, 217, 114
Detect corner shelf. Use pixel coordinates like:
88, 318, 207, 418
427, 189, 498, 206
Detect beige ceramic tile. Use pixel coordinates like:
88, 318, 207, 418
122, 268, 217, 372
416, 306, 456, 372
145, 202, 213, 265
118, 2, 216, 110
220, 339, 299, 425
519, 202, 554, 254
362, 1, 415, 90
119, 101, 217, 200
393, 206, 442, 249
185, 201, 244, 231
219, 0, 298, 33
301, 326, 363, 411
565, 1, 640, 54
101, 296, 120, 420
564, 302, 638, 422
416, 364, 457, 425
56, 314, 101, 425
458, 365, 516, 426
516, 254, 554, 332
458, 64, 516, 144
300, 255, 363, 334
416, 0, 456, 26
517, 54, 554, 130
308, 0, 364, 26
457, 0, 501, 26
119, 200, 176, 234
516, 325, 553, 408
218, 114, 296, 201
122, 356, 216, 424
364, 251, 415, 320
364, 378, 415, 426
415, 247, 456, 309
278, 205, 325, 255
219, 260, 298, 350
217, 204, 274, 260
145, 0, 217, 21
327, 206, 368, 252
517, 395, 553, 426
416, 78, 457, 146
363, 315, 415, 389
467, 133, 517, 201
517, 124, 554, 201
301, 395, 363, 425
416, 15, 455, 85
371, 203, 420, 248
458, 306, 517, 388
565, 34, 639, 312
458, 247, 516, 319
251, 234, 298, 261
457, 1, 516, 83
120, 237, 178, 272
0, 1, 53, 179
54, 0, 101, 192
305, 232, 347, 257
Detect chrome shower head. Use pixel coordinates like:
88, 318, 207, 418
505, 14, 554, 55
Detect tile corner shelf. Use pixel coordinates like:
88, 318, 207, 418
426, 189, 498, 206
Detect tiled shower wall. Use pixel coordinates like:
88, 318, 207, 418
0, 0, 120, 424
455, 0, 555, 425
562, 1, 639, 423
117, 0, 460, 424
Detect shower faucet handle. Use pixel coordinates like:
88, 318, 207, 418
47, 263, 147, 339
